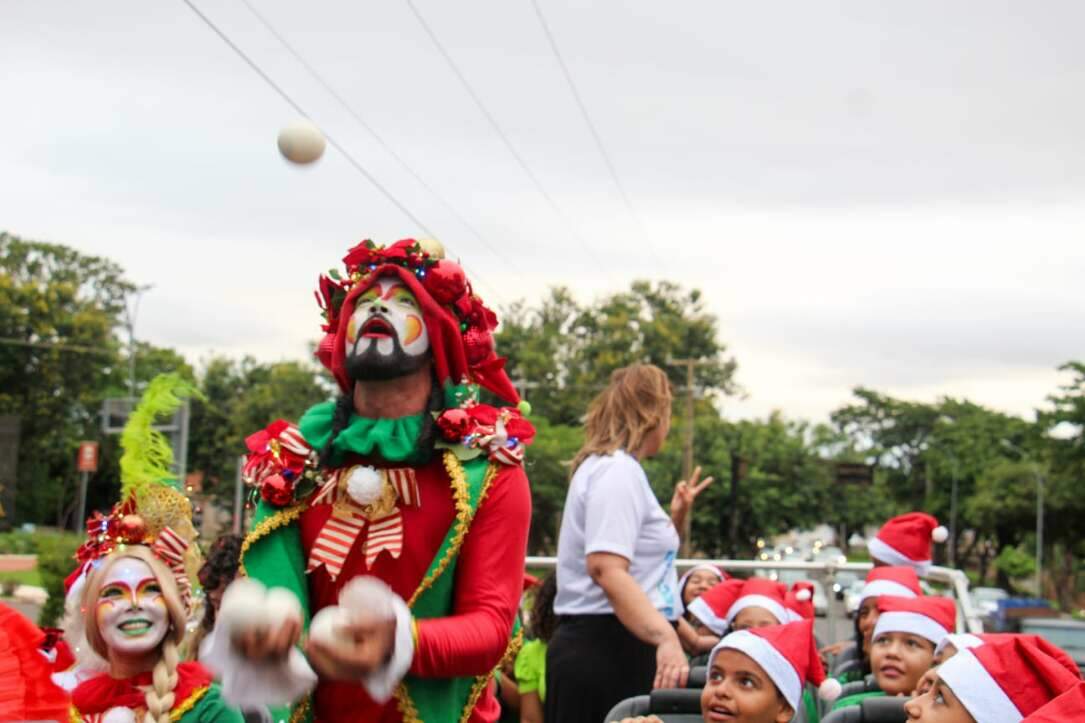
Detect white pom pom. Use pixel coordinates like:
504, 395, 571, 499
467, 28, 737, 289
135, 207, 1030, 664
102, 706, 138, 723
796, 588, 812, 602
346, 466, 384, 506
932, 526, 949, 543
818, 677, 843, 702
218, 577, 269, 632
309, 605, 350, 647
277, 119, 326, 164
339, 575, 395, 621
265, 587, 303, 624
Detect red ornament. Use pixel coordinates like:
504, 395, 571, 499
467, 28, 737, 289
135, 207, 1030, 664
118, 514, 148, 542
423, 261, 467, 304
436, 408, 473, 441
463, 327, 494, 365
260, 473, 295, 507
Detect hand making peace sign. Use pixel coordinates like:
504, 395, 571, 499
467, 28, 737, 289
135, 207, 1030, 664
670, 465, 714, 522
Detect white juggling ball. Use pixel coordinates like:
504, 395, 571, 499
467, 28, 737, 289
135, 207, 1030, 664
277, 119, 326, 164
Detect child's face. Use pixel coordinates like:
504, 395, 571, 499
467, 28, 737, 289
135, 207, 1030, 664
870, 631, 935, 696
857, 598, 880, 654
685, 570, 722, 605
731, 606, 780, 632
932, 642, 957, 666
904, 674, 977, 723
701, 649, 793, 723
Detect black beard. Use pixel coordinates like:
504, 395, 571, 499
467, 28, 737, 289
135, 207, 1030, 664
344, 335, 431, 382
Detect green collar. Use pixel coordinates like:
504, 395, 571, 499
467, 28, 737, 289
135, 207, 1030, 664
299, 401, 425, 464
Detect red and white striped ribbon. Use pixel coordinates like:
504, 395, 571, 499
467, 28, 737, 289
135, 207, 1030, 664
306, 467, 418, 580
152, 526, 191, 608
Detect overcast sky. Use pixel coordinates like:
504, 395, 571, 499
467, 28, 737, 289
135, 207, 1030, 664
4, 0, 1084, 423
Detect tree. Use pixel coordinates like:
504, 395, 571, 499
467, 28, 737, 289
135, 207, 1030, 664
0, 233, 132, 525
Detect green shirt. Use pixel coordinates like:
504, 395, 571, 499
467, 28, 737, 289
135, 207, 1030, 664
514, 638, 548, 702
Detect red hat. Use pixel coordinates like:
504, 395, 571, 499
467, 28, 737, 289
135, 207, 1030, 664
688, 578, 790, 635
710, 619, 841, 710
1022, 681, 1085, 722
317, 239, 521, 405
936, 633, 1082, 683
872, 595, 956, 646
939, 636, 1083, 721
784, 582, 815, 622
858, 566, 922, 607
868, 512, 948, 575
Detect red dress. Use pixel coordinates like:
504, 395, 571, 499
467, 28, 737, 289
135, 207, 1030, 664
299, 454, 531, 723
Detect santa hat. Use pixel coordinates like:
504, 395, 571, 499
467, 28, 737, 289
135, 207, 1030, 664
689, 577, 790, 635
676, 564, 727, 616
710, 619, 841, 710
857, 566, 922, 607
872, 595, 956, 647
868, 512, 948, 576
1022, 681, 1085, 722
318, 239, 521, 406
939, 636, 1083, 721
784, 582, 815, 622
936, 633, 1082, 682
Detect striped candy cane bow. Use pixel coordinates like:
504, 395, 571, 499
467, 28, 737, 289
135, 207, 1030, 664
307, 466, 420, 581
152, 526, 192, 610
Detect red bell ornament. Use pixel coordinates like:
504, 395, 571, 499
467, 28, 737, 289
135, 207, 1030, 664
436, 408, 473, 441
261, 473, 295, 507
423, 260, 467, 304
463, 327, 494, 365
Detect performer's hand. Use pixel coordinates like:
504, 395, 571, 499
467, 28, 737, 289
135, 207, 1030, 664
305, 616, 397, 680
232, 617, 302, 662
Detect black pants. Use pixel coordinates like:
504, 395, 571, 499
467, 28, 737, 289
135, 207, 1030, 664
545, 614, 657, 723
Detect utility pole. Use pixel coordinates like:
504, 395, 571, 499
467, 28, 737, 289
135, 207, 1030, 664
124, 284, 153, 401
666, 357, 710, 556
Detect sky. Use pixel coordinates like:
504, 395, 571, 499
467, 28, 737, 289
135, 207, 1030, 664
3, 0, 1084, 424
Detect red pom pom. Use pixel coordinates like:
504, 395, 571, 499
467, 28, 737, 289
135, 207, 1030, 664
315, 332, 336, 370
118, 514, 148, 542
260, 473, 295, 507
463, 327, 494, 365
436, 408, 473, 441
423, 260, 467, 304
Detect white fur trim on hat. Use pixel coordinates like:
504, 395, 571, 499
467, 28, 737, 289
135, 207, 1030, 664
725, 595, 790, 628
716, 631, 803, 712
935, 633, 984, 657
873, 610, 949, 647
858, 579, 919, 606
688, 596, 728, 636
867, 536, 932, 576
676, 564, 724, 617
939, 648, 1021, 723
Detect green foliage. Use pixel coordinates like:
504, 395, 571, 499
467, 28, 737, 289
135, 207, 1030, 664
31, 530, 81, 626
521, 418, 582, 554
995, 545, 1035, 581
0, 530, 37, 554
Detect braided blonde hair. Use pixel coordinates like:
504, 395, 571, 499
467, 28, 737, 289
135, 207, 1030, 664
82, 546, 188, 723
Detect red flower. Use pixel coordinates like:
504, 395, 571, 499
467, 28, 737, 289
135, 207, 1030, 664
504, 415, 536, 446
343, 240, 379, 269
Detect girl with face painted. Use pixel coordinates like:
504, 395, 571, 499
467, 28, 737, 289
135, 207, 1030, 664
71, 546, 243, 723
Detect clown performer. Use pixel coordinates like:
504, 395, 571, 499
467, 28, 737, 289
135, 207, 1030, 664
65, 374, 244, 722
213, 239, 534, 723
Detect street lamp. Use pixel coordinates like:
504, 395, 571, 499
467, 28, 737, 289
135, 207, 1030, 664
1001, 439, 1044, 597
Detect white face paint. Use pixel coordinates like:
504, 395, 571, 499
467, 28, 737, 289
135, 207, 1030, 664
95, 557, 170, 657
344, 277, 430, 359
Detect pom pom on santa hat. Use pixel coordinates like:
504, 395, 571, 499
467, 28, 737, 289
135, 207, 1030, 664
709, 619, 841, 708
867, 512, 948, 576
939, 637, 1084, 720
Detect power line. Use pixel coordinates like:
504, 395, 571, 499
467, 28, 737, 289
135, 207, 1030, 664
177, 0, 509, 306
180, 0, 433, 236
529, 0, 665, 270
403, 0, 611, 273
236, 0, 527, 284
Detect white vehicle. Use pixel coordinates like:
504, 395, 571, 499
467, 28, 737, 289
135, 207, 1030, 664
844, 578, 866, 616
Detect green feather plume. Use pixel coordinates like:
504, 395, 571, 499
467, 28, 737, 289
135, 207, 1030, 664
119, 373, 202, 500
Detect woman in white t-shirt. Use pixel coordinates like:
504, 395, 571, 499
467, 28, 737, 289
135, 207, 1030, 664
545, 363, 713, 723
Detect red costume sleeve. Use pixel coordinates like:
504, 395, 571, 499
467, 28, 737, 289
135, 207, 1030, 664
410, 464, 531, 678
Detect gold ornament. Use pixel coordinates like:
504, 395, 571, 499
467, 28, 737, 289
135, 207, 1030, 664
417, 238, 445, 260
